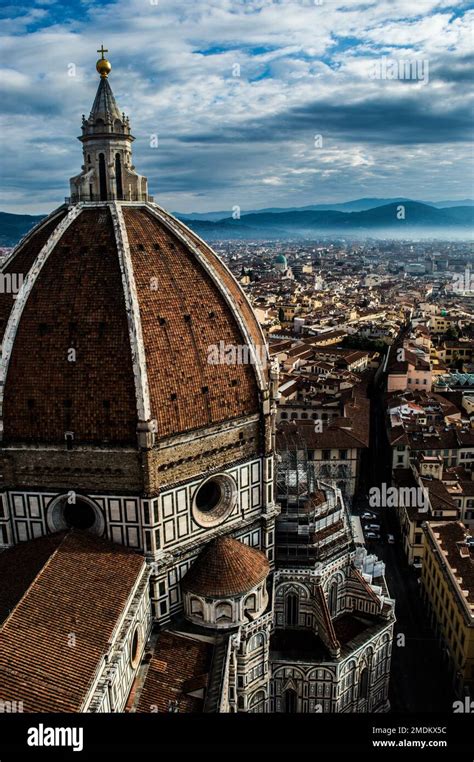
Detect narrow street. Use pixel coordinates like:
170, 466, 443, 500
352, 378, 454, 713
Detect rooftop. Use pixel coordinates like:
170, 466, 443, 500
0, 530, 145, 712
182, 536, 269, 597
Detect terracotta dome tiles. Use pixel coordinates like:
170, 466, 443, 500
1, 203, 265, 446
182, 536, 269, 597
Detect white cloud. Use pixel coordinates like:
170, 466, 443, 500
0, 0, 472, 213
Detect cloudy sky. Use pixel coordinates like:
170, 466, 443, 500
1, 0, 473, 214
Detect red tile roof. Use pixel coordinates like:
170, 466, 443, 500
3, 204, 265, 445
0, 209, 68, 343
3, 208, 137, 445
136, 631, 213, 713
182, 536, 269, 597
123, 207, 261, 439
0, 530, 145, 712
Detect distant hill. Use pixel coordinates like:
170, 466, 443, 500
0, 212, 45, 247
175, 197, 474, 222
182, 201, 474, 241
1, 200, 473, 247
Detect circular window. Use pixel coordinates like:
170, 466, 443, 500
130, 626, 141, 669
47, 494, 105, 536
192, 474, 237, 528
63, 501, 96, 529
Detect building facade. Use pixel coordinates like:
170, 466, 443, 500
421, 521, 474, 702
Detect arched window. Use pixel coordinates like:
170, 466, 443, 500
285, 593, 299, 626
98, 153, 107, 200
249, 632, 265, 651
359, 667, 369, 699
244, 594, 257, 617
190, 597, 203, 619
249, 691, 266, 713
329, 580, 338, 617
215, 602, 233, 622
115, 153, 123, 199
284, 688, 297, 713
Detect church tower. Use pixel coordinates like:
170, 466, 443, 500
69, 47, 148, 202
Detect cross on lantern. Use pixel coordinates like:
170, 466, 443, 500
97, 45, 108, 59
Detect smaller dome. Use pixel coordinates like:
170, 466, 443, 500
182, 537, 269, 597
274, 254, 287, 265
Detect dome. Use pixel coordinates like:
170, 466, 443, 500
274, 254, 287, 265
182, 536, 269, 597
0, 204, 268, 446
0, 53, 269, 450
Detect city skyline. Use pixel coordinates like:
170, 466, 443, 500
1, 0, 473, 214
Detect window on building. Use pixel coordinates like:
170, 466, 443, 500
285, 593, 299, 627
98, 152, 107, 200
244, 594, 257, 617
359, 668, 369, 700
190, 597, 203, 619
284, 688, 297, 714
216, 602, 233, 622
329, 580, 338, 616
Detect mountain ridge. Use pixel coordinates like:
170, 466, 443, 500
0, 199, 472, 247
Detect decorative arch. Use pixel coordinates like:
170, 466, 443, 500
215, 601, 233, 622
276, 581, 309, 599
249, 690, 266, 713
284, 688, 298, 713
326, 570, 344, 616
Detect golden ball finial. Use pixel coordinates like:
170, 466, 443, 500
96, 45, 111, 77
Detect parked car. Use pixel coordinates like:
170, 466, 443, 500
365, 531, 380, 540
365, 523, 381, 531
361, 512, 378, 520
387, 533, 395, 544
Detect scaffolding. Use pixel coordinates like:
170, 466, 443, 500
276, 428, 352, 567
